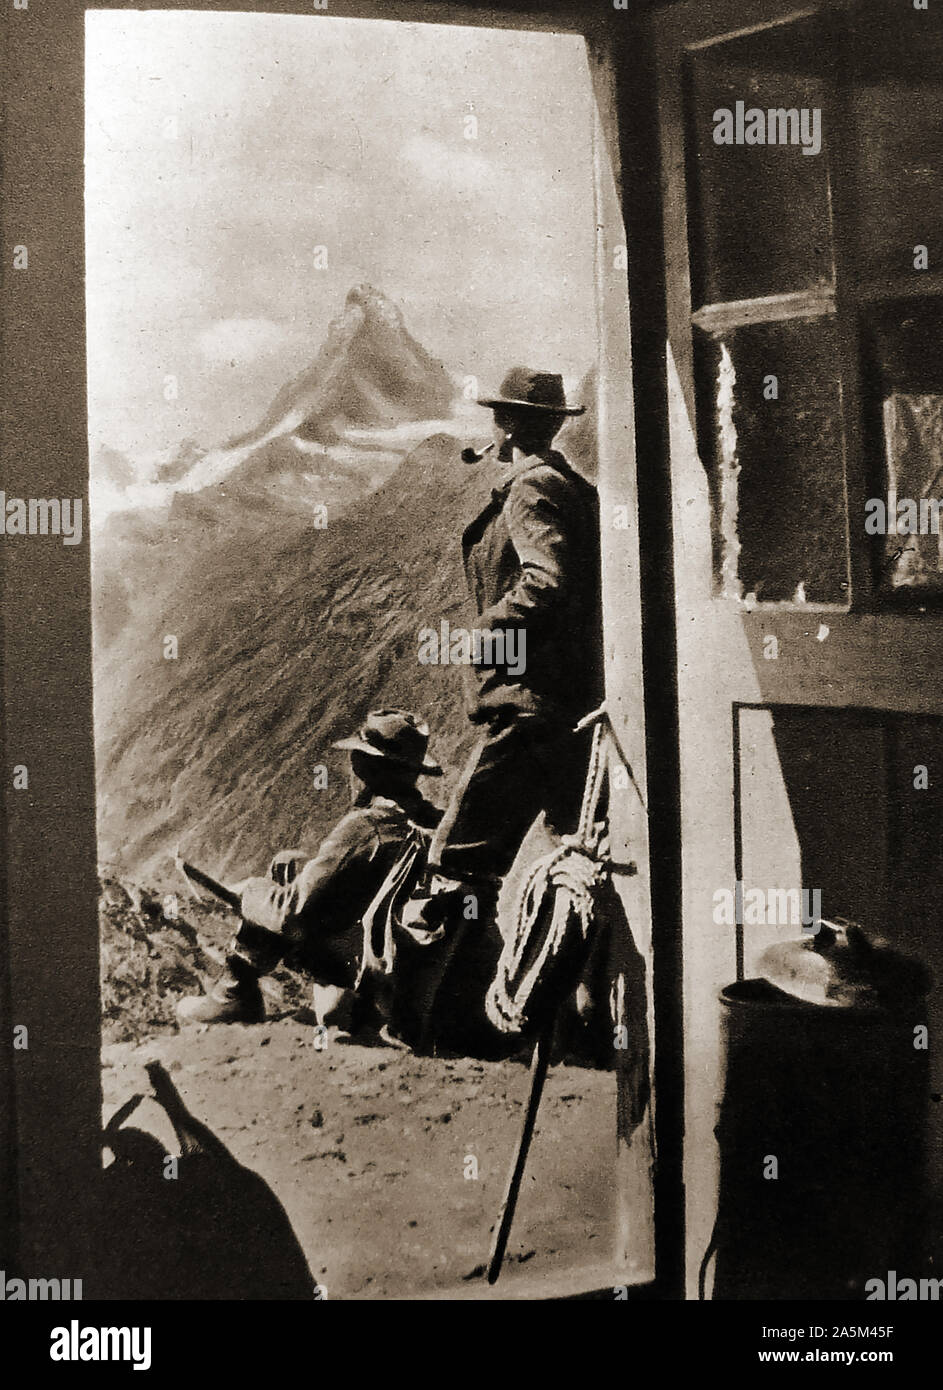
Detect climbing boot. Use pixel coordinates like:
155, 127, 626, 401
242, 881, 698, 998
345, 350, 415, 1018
177, 957, 265, 1025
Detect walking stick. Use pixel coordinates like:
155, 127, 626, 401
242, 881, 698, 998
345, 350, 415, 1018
487, 1013, 556, 1285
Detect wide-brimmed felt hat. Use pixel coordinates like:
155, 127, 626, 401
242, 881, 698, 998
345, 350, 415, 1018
478, 366, 585, 416
333, 708, 442, 776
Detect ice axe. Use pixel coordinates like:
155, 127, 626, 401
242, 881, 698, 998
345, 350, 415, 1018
175, 847, 241, 913
486, 1015, 555, 1284
487, 709, 624, 1284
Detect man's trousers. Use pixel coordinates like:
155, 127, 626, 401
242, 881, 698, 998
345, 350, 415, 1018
430, 708, 589, 885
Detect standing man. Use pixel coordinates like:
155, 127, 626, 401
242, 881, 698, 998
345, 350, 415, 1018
406, 366, 604, 937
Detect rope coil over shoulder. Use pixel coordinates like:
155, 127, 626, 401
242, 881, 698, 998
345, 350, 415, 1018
486, 719, 612, 1035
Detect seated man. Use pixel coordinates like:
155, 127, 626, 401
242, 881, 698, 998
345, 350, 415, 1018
176, 709, 442, 1033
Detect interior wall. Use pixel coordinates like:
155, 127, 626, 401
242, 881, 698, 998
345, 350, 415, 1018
0, 0, 102, 1276
656, 0, 943, 1296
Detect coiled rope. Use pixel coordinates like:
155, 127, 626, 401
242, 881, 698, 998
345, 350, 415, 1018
486, 719, 611, 1034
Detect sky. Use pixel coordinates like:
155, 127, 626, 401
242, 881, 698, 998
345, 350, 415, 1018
85, 11, 597, 465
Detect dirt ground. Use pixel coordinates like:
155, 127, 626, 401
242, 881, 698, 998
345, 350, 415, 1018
102, 1019, 618, 1300
99, 875, 620, 1299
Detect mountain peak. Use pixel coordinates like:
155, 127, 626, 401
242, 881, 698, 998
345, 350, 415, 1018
345, 282, 398, 316
336, 283, 411, 341
229, 287, 455, 450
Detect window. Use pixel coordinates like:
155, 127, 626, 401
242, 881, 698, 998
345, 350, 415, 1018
683, 4, 943, 608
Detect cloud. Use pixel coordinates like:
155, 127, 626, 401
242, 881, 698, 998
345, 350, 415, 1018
196, 317, 290, 368
400, 132, 493, 195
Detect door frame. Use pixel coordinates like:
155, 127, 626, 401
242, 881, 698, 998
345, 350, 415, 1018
1, 0, 688, 1300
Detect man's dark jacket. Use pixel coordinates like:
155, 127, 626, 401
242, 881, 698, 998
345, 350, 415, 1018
461, 448, 603, 725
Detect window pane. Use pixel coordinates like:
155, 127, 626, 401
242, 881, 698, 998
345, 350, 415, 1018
684, 19, 833, 306
853, 85, 943, 286
864, 300, 943, 597
851, 7, 943, 285
878, 394, 943, 596
695, 317, 849, 605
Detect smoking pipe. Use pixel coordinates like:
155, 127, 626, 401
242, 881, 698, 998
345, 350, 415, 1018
461, 441, 496, 464
461, 435, 517, 464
